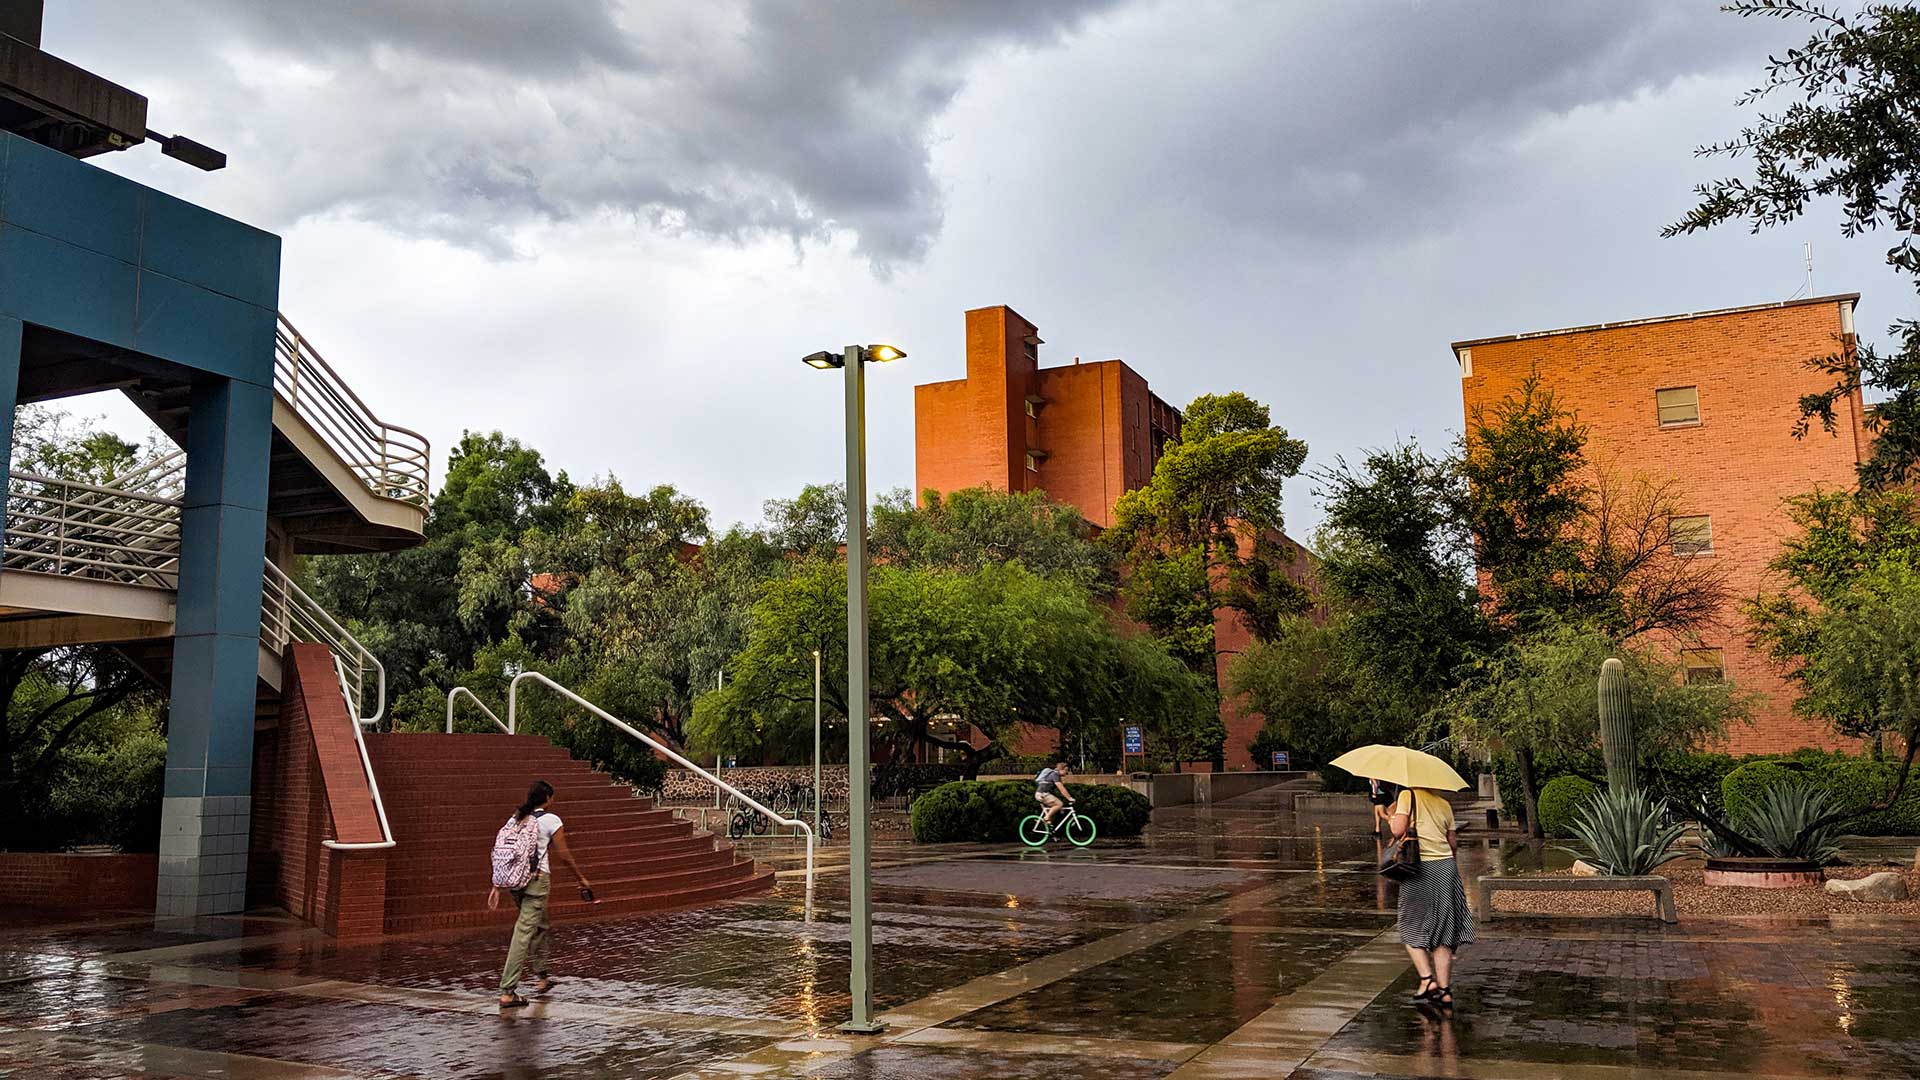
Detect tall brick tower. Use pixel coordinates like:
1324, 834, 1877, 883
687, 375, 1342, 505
1452, 293, 1868, 755
914, 305, 1181, 527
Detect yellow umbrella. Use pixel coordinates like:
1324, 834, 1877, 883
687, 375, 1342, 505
1327, 744, 1468, 791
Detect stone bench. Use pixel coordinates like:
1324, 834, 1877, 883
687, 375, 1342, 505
1476, 874, 1677, 924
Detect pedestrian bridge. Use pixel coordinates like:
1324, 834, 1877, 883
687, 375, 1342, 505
0, 313, 421, 721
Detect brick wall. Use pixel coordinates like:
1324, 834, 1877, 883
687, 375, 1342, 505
0, 852, 156, 911
249, 643, 387, 938
1457, 295, 1868, 754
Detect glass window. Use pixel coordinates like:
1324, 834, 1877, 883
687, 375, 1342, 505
1683, 648, 1724, 685
1657, 386, 1700, 427
1672, 515, 1713, 555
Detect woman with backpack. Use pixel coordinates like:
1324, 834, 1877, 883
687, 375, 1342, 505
491, 780, 594, 1008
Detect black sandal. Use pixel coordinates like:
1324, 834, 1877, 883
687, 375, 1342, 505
1433, 985, 1454, 1008
1410, 975, 1436, 1002
499, 992, 529, 1009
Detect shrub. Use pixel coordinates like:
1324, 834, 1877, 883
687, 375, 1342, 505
910, 779, 1150, 843
1537, 775, 1600, 838
1646, 751, 1742, 819
1810, 757, 1920, 835
1721, 760, 1801, 825
1563, 788, 1688, 876
1743, 782, 1844, 864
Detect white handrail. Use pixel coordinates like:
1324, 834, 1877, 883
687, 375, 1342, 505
274, 314, 432, 510
321, 655, 396, 851
505, 670, 815, 897
446, 686, 510, 734
261, 561, 387, 726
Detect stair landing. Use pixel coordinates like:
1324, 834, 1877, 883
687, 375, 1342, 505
363, 733, 773, 934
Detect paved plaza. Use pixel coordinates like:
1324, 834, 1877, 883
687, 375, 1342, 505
5, 787, 1919, 1079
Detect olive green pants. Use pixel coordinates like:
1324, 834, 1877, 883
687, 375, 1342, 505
498, 873, 551, 993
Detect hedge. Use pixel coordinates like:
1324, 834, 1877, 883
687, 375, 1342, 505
1720, 755, 1920, 835
910, 779, 1151, 843
1537, 775, 1599, 838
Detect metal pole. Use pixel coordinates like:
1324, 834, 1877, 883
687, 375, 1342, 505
814, 649, 823, 837
841, 343, 884, 1034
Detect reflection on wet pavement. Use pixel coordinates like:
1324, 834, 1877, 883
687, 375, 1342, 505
3, 781, 1918, 1078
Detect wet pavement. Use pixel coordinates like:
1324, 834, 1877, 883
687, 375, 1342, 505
3, 784, 1919, 1078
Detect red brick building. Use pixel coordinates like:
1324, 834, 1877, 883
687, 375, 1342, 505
914, 305, 1294, 770
1452, 294, 1869, 754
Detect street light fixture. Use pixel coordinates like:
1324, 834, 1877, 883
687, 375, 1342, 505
800, 341, 904, 1035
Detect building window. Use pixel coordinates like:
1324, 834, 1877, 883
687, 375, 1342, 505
1671, 514, 1713, 555
1656, 386, 1700, 427
1025, 450, 1043, 472
1683, 648, 1724, 685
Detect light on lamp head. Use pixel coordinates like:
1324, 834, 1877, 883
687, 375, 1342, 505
866, 344, 906, 363
802, 351, 842, 370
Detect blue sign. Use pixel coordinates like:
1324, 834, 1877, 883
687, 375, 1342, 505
1272, 750, 1290, 769
1122, 726, 1143, 754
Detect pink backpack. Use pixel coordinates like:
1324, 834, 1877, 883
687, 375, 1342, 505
490, 814, 541, 889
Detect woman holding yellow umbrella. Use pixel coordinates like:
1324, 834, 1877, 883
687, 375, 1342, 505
1330, 744, 1475, 1010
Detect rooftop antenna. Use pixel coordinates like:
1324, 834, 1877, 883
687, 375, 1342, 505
1788, 241, 1813, 300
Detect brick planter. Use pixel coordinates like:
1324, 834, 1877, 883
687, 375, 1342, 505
1703, 857, 1824, 889
0, 852, 156, 912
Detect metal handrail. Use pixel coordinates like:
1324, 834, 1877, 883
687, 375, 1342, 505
505, 671, 815, 895
321, 655, 396, 851
274, 314, 431, 510
5, 470, 183, 587
261, 561, 387, 726
446, 686, 509, 734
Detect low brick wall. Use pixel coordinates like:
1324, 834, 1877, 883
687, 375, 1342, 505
0, 852, 156, 912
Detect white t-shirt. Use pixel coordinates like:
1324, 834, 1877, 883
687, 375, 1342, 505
532, 810, 563, 872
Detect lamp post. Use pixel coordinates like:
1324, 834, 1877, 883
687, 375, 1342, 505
801, 342, 903, 1035
812, 648, 822, 838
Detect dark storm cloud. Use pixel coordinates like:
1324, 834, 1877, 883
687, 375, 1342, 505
1019, 0, 1779, 248
91, 0, 1125, 267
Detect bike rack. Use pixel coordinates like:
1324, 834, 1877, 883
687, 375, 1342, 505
503, 671, 816, 916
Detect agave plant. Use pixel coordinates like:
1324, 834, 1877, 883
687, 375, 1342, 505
1562, 787, 1689, 877
1744, 782, 1844, 865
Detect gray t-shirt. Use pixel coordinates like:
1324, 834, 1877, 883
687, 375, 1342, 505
1035, 768, 1062, 796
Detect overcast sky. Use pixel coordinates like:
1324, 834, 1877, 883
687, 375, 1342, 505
56, 1, 1908, 539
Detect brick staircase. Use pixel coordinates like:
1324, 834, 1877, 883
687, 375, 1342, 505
364, 733, 773, 934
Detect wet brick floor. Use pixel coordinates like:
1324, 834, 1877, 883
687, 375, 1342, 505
5, 784, 1920, 1078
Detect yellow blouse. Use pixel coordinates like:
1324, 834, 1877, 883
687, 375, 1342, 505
1394, 788, 1456, 861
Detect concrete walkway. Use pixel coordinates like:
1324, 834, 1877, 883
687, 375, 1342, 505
5, 785, 1919, 1078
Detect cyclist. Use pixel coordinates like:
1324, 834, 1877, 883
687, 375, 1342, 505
1034, 761, 1074, 826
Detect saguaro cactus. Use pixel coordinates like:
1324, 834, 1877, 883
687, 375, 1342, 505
1598, 657, 1637, 792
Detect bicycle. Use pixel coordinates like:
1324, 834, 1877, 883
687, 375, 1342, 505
1018, 803, 1097, 848
727, 797, 770, 840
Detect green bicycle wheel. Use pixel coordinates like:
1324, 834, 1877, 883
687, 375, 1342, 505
1017, 815, 1050, 847
1064, 814, 1097, 847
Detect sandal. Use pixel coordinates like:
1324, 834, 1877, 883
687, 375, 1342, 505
534, 976, 559, 994
498, 992, 530, 1009
1410, 975, 1436, 1002
1433, 985, 1454, 1008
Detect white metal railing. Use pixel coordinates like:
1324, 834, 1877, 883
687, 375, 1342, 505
446, 685, 509, 733
275, 314, 431, 510
500, 671, 816, 901
4, 470, 183, 587
321, 655, 395, 851
261, 560, 386, 727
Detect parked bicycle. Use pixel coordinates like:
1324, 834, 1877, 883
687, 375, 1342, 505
726, 796, 770, 840
1018, 804, 1097, 848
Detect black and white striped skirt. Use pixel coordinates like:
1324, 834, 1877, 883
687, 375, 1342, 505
1397, 856, 1475, 951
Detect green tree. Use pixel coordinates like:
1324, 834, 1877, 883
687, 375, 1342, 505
308, 431, 570, 728
1666, 0, 1920, 490
872, 486, 1116, 590
1108, 391, 1311, 764
689, 560, 1204, 775
1749, 489, 1920, 832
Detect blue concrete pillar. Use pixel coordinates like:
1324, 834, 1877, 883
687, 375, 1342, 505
156, 376, 271, 918
0, 318, 20, 519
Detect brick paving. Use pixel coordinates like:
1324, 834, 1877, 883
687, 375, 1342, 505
3, 791, 1920, 1078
